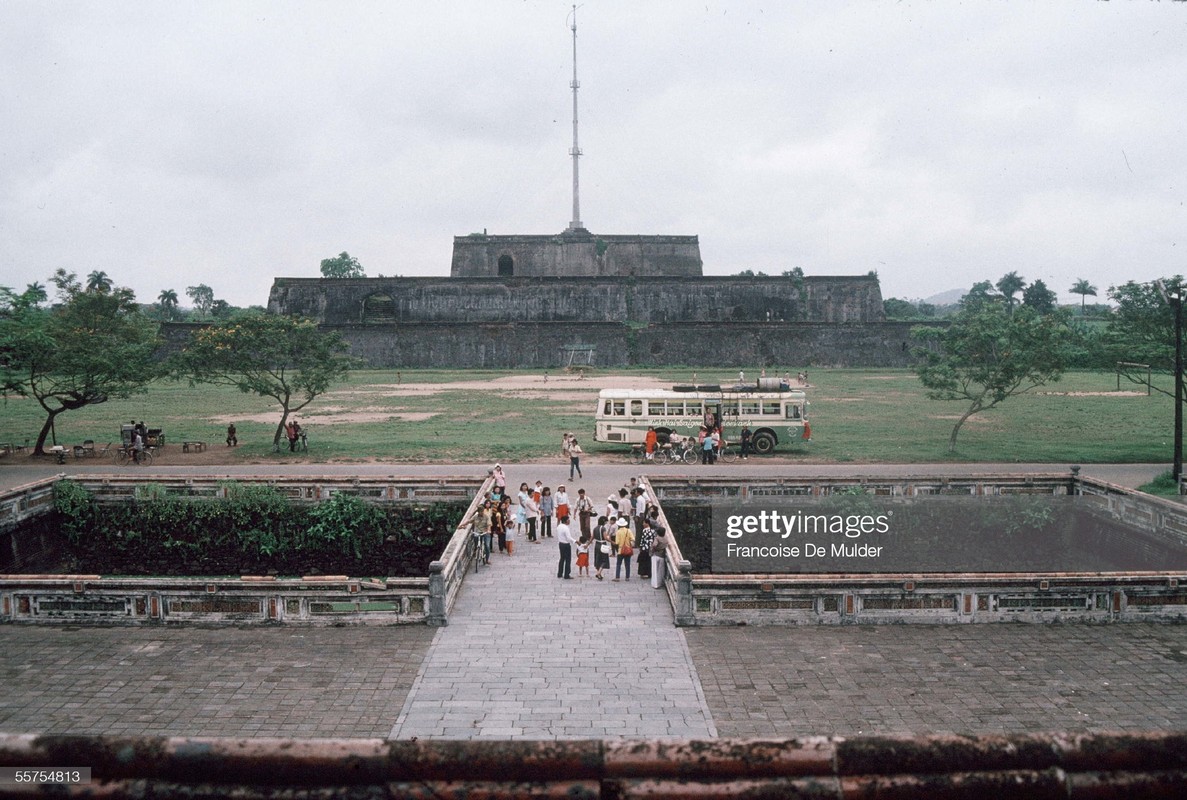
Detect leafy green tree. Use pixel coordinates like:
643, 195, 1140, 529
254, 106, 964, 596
960, 280, 999, 310
186, 284, 215, 318
170, 313, 359, 448
1107, 277, 1185, 397
884, 298, 938, 320
1022, 279, 1057, 314
995, 271, 1026, 312
913, 303, 1072, 452
2, 272, 158, 454
1070, 279, 1098, 312
320, 251, 366, 279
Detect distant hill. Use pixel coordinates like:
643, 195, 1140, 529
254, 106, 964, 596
918, 288, 966, 306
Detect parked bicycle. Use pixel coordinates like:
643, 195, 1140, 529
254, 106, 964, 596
115, 445, 155, 466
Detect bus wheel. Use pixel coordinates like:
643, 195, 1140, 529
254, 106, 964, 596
752, 431, 777, 455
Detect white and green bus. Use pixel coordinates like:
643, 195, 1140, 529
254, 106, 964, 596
594, 382, 810, 455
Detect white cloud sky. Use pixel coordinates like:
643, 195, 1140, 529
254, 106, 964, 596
1, 1, 1184, 308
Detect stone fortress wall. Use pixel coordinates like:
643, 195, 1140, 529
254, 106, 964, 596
449, 230, 703, 278
262, 273, 922, 369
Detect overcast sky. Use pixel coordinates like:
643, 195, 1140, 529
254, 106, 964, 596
2, 1, 1184, 309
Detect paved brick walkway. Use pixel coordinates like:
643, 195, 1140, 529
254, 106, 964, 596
388, 466, 717, 739
0, 626, 436, 738
686, 623, 1187, 738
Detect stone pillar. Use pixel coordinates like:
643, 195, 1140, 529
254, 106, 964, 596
675, 560, 695, 626
427, 561, 447, 627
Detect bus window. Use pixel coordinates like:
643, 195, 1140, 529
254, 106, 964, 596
603, 400, 612, 415
762, 402, 781, 415
740, 401, 760, 415
785, 404, 802, 420
686, 401, 702, 416
720, 401, 739, 417
630, 400, 643, 416
613, 401, 626, 416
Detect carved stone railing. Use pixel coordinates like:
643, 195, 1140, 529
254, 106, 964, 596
648, 471, 1187, 625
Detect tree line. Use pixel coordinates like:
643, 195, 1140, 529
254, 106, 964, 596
1, 260, 360, 455
907, 271, 1187, 452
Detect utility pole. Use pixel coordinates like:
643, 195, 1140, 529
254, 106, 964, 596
1156, 280, 1183, 482
567, 4, 584, 232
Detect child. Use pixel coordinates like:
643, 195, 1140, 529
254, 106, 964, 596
576, 534, 591, 577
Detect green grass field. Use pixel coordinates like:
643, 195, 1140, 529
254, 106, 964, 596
0, 367, 1171, 465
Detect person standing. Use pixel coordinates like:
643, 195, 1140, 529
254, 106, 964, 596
637, 522, 653, 580
593, 516, 611, 580
555, 485, 571, 525
523, 485, 540, 543
650, 526, 669, 588
644, 426, 658, 460
539, 486, 554, 539
503, 501, 517, 556
575, 488, 594, 539
613, 518, 634, 581
491, 464, 507, 495
569, 438, 584, 480
515, 483, 530, 541
739, 425, 752, 460
556, 515, 574, 579
492, 498, 508, 554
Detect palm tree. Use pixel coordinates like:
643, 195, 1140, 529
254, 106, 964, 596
86, 270, 113, 293
996, 271, 1026, 313
1069, 279, 1098, 313
157, 288, 180, 321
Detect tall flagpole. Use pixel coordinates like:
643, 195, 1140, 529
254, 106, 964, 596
567, 5, 584, 231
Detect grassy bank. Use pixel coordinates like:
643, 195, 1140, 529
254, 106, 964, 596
0, 368, 1170, 465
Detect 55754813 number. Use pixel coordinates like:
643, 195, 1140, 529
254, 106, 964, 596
0, 767, 91, 785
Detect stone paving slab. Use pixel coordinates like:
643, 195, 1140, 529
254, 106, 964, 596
0, 626, 435, 737
685, 623, 1187, 738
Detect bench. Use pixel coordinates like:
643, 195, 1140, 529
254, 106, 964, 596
182, 441, 207, 453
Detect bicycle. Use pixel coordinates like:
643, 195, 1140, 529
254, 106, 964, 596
468, 529, 487, 573
116, 445, 154, 466
717, 443, 738, 463
656, 439, 696, 466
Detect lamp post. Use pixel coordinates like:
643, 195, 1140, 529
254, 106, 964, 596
1156, 281, 1183, 483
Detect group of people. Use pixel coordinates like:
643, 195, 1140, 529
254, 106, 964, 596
284, 419, 304, 452
639, 421, 754, 464
466, 466, 669, 588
